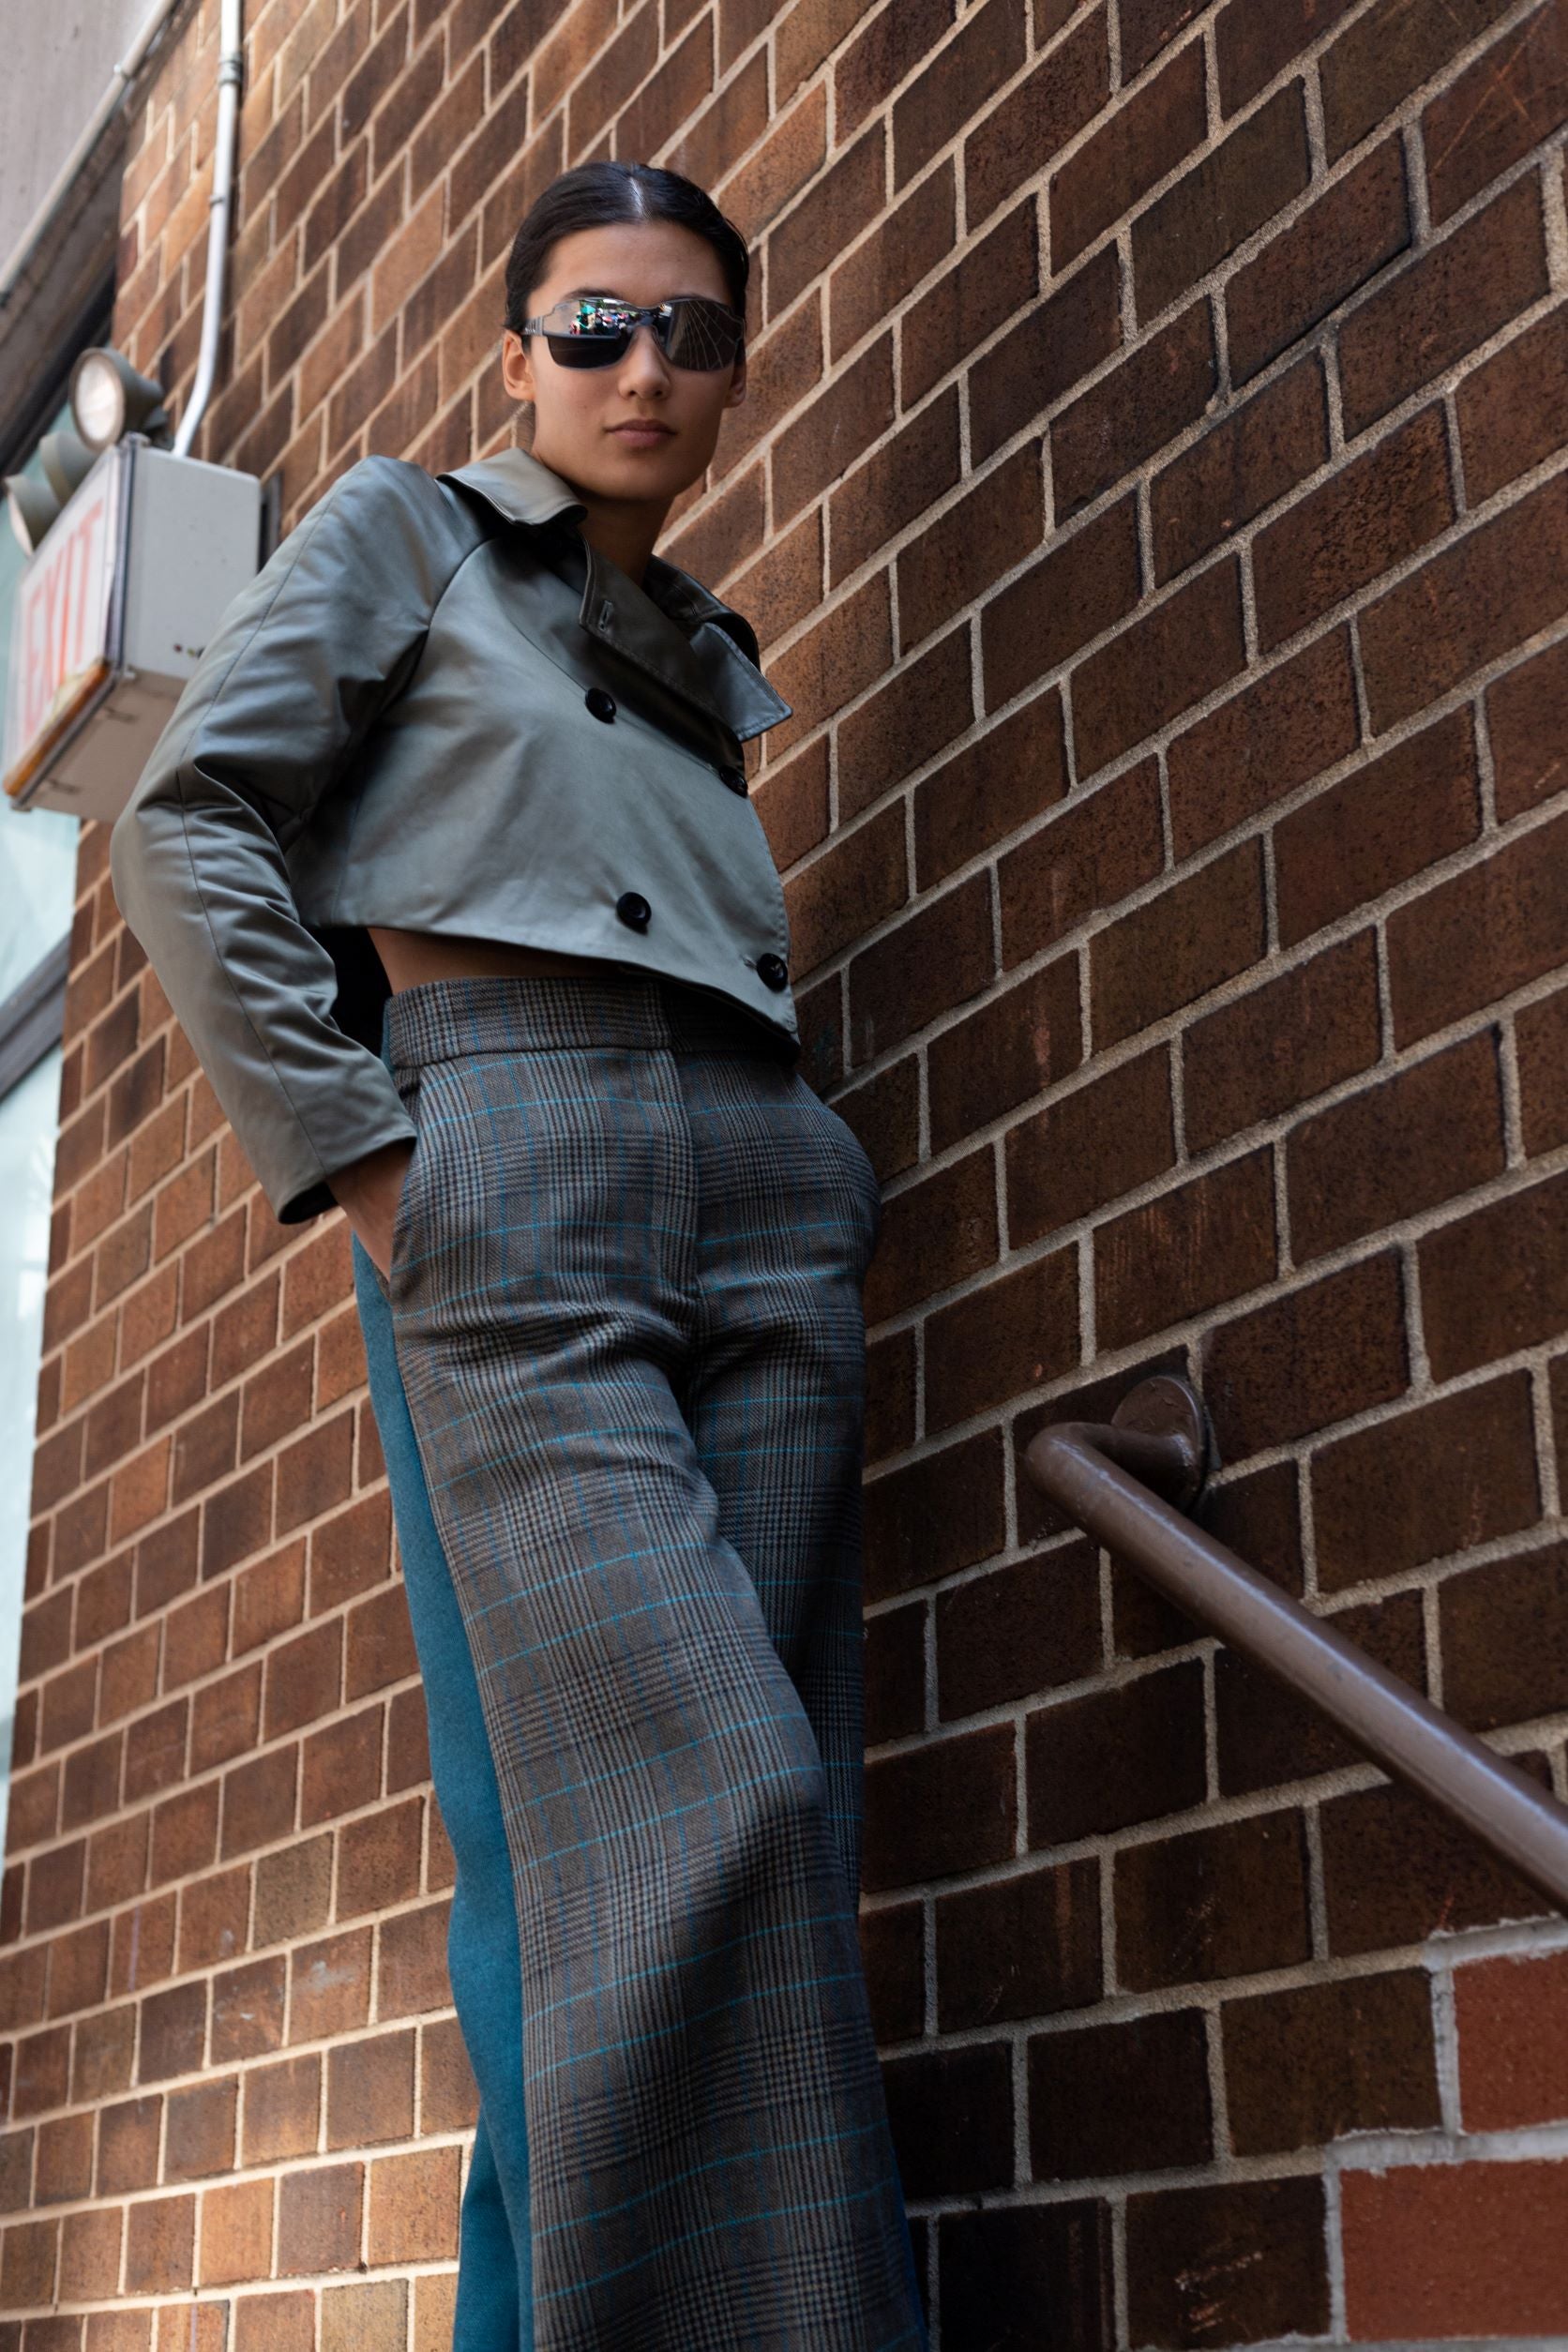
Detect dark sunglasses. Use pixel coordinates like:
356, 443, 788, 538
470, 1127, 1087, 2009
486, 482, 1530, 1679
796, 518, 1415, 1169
521, 294, 746, 371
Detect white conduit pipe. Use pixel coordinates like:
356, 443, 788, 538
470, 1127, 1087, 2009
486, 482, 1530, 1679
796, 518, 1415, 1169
173, 0, 244, 458
0, 0, 184, 309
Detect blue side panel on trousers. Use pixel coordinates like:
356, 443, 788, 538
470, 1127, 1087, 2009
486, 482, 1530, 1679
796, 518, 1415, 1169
353, 1233, 534, 2349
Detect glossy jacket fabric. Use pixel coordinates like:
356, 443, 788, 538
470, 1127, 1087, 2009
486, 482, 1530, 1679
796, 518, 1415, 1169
107, 443, 796, 1227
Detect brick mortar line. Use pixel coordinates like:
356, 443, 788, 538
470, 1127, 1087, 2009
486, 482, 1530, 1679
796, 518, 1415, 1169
1330, 2119, 1568, 2175
1094, 1513, 1116, 1680
1410, 1913, 1568, 1969
1204, 1998, 1232, 2162
1407, 110, 1433, 246
7, 2120, 479, 2191
1545, 139, 1568, 282
1296, 1760, 1328, 1958
823, 686, 1544, 1118
670, 24, 1163, 526
1108, 2186, 1129, 2352
1499, 1007, 1530, 1173
1302, 43, 1327, 178
0, 1781, 445, 1952
8, 2135, 479, 2234
1323, 2157, 1349, 2344
1289, 136, 1568, 437
1422, 1577, 1446, 1717
28, 2263, 465, 2323
1402, 1233, 1436, 1396
1534, 1360, 1565, 1524
1201, 14, 1222, 143
0, 1976, 460, 2092
893, 2107, 1568, 2210
1271, 1130, 1295, 1288
1442, 382, 1470, 520
1007, 2004, 1029, 2194
1103, 0, 1122, 95
742, 0, 1300, 430
1297, 1430, 1323, 1606
1432, 1958, 1463, 2135
895, 2118, 1568, 2226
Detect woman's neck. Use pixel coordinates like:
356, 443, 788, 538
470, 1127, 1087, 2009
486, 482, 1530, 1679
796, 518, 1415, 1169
545, 465, 670, 588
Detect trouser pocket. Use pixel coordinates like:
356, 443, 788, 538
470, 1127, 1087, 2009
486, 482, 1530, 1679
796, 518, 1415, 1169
370, 1069, 426, 1302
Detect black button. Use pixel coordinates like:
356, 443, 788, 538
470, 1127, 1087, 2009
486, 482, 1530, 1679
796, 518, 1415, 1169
756, 952, 789, 991
719, 764, 747, 795
616, 891, 651, 931
585, 687, 617, 722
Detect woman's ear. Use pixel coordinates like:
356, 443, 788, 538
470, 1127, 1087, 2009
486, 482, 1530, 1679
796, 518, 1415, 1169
726, 351, 747, 411
501, 329, 535, 404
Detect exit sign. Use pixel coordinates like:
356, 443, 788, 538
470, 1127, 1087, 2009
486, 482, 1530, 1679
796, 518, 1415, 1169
2, 439, 259, 822
2, 444, 125, 806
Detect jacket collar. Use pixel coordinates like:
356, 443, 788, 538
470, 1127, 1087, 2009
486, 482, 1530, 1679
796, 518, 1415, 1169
436, 444, 792, 745
438, 443, 588, 529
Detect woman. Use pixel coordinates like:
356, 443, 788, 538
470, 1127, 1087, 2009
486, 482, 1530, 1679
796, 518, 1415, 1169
110, 162, 927, 2349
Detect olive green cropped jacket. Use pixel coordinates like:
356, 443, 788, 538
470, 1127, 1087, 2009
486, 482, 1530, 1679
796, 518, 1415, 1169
108, 443, 796, 1226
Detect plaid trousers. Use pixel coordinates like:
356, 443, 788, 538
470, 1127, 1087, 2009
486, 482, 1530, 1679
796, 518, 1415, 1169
353, 972, 927, 2351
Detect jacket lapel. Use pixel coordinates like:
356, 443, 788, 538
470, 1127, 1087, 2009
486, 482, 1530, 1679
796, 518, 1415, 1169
437, 445, 792, 745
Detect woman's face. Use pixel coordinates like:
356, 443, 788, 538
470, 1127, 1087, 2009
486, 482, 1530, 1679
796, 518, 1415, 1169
501, 220, 746, 508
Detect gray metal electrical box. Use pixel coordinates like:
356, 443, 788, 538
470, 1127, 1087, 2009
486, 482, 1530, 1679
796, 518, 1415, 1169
3, 435, 261, 822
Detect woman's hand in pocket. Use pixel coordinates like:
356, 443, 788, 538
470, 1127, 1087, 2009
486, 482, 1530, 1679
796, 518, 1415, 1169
328, 1137, 416, 1282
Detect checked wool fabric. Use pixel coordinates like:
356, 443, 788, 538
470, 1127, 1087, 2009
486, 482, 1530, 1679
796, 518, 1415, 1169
366, 972, 927, 2350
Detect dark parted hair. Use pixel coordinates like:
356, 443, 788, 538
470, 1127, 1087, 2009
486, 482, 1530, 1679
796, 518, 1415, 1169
502, 161, 751, 342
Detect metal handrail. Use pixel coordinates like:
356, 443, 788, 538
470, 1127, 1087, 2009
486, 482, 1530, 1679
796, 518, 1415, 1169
1021, 1376, 1568, 1916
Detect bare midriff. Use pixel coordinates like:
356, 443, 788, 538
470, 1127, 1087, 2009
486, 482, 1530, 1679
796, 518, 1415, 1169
367, 926, 613, 994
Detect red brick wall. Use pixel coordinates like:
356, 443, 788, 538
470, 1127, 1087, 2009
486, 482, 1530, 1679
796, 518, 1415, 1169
8, 0, 1568, 2343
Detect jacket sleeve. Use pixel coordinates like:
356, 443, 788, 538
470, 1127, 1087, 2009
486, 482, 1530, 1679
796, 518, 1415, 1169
109, 454, 465, 1226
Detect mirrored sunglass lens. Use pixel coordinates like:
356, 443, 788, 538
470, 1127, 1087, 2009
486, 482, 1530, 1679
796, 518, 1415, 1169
566, 299, 634, 334
542, 302, 629, 366
663, 300, 741, 368
546, 332, 628, 367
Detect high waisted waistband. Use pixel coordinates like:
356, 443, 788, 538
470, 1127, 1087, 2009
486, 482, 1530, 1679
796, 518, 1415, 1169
382, 969, 801, 1072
